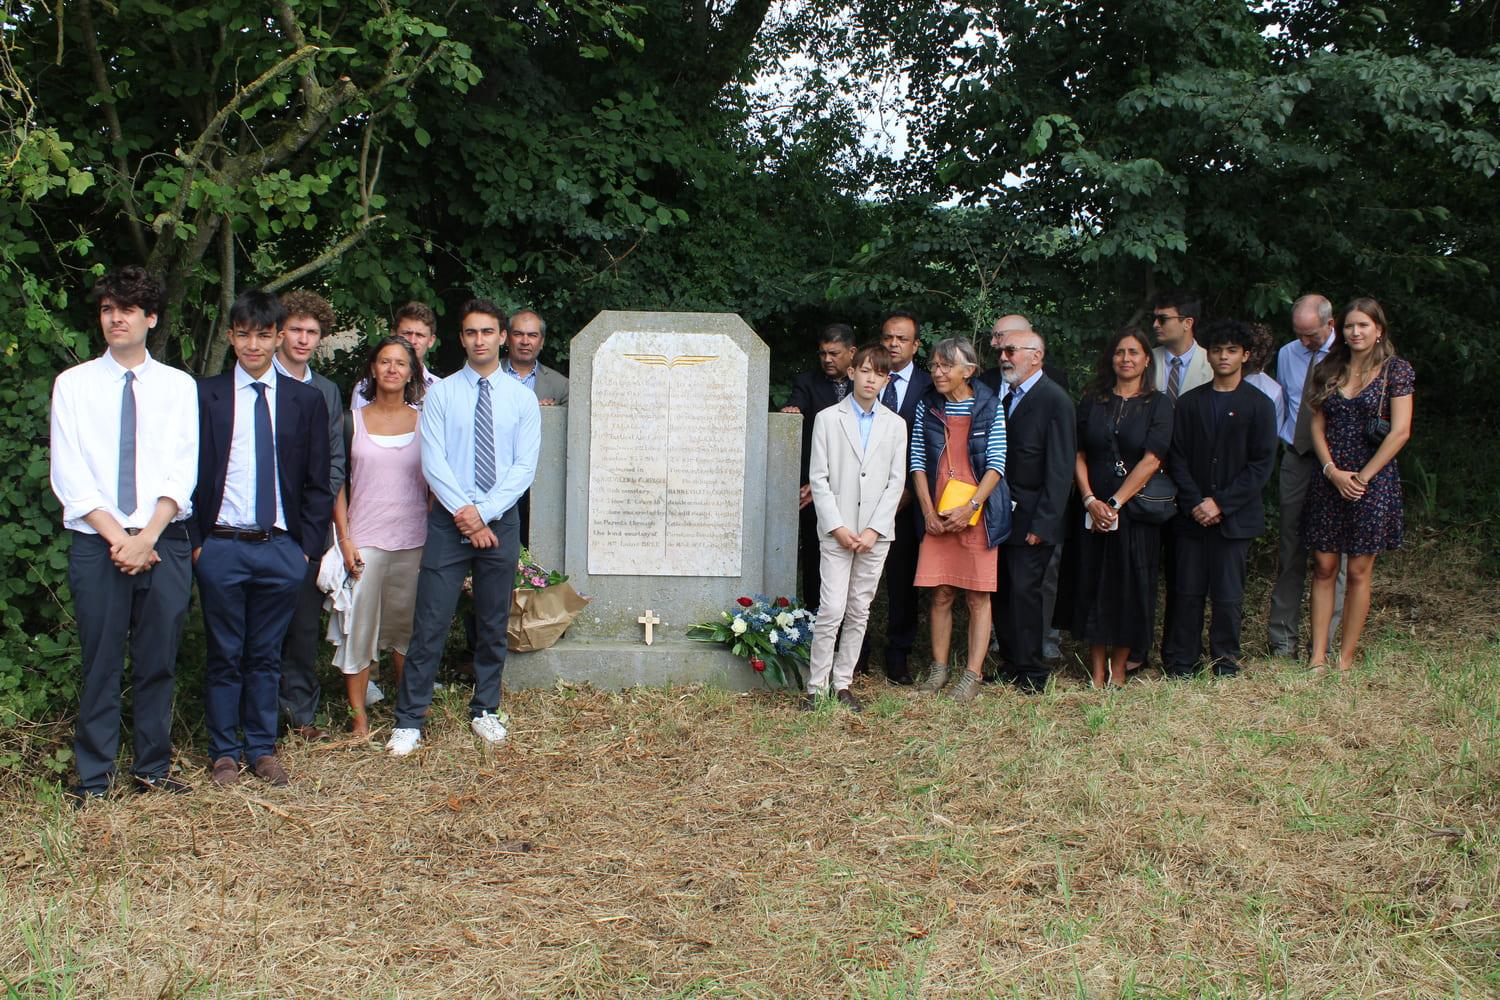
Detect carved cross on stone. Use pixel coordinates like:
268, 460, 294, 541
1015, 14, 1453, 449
637, 610, 661, 646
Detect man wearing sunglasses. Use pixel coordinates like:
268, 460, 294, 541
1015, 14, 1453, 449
1150, 291, 1212, 401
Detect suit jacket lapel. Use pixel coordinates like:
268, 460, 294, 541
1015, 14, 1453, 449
836, 403, 864, 461
209, 374, 234, 476
274, 374, 294, 498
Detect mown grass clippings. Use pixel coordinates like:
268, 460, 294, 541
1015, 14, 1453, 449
1, 542, 1497, 998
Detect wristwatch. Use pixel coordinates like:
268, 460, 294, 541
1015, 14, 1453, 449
1106, 497, 1121, 511
967, 498, 982, 510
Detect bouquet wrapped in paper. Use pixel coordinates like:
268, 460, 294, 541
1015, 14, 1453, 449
507, 549, 590, 653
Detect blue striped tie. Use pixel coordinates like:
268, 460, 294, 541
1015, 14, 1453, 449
475, 378, 495, 493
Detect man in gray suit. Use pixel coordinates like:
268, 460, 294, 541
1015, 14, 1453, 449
273, 290, 346, 740
1267, 294, 1345, 655
503, 309, 568, 406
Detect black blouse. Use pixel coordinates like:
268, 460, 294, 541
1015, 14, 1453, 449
1076, 392, 1174, 499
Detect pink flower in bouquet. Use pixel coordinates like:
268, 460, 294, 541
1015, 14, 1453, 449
750, 657, 766, 672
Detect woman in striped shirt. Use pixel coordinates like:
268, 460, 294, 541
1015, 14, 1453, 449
909, 337, 1009, 702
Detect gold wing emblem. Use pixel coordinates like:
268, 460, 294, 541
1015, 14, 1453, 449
623, 353, 719, 368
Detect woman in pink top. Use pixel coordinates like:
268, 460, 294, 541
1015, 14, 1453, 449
332, 337, 429, 737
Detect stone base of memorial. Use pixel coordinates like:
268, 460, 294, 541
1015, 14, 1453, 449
504, 311, 800, 691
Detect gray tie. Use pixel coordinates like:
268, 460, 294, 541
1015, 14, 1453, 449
118, 370, 137, 516
1167, 357, 1183, 401
475, 378, 496, 493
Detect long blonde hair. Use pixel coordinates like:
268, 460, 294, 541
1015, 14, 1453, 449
1308, 297, 1397, 410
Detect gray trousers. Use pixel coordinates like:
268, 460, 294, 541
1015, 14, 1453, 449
395, 506, 520, 731
1269, 445, 1345, 653
278, 559, 325, 727
69, 527, 193, 791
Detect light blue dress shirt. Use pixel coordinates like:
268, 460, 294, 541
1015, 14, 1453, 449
420, 364, 541, 524
1274, 330, 1336, 446
502, 358, 538, 393
850, 396, 877, 452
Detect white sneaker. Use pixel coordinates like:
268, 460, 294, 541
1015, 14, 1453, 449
470, 711, 509, 744
387, 728, 423, 757
366, 679, 384, 705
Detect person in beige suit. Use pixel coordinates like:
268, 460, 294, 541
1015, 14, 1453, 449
1150, 289, 1213, 400
804, 344, 908, 712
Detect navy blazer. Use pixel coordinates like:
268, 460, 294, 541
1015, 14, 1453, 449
190, 370, 335, 559
786, 369, 850, 483
1168, 381, 1277, 540
989, 374, 1076, 546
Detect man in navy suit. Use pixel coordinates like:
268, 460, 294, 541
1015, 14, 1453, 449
190, 290, 333, 787
875, 310, 933, 684
1163, 319, 1277, 678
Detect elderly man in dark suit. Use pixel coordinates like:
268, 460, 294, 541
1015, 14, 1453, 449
190, 290, 333, 788
1164, 319, 1277, 678
875, 310, 934, 684
982, 314, 1072, 662
781, 323, 856, 612
985, 320, 1075, 692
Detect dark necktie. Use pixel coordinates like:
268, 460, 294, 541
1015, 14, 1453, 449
1292, 349, 1320, 455
1167, 357, 1183, 401
118, 370, 137, 516
475, 378, 496, 492
881, 372, 901, 412
251, 382, 276, 531
833, 378, 848, 402
1004, 384, 1022, 419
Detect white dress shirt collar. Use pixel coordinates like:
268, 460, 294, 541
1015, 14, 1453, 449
272, 353, 313, 384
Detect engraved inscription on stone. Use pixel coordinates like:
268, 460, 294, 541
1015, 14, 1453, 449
588, 331, 748, 576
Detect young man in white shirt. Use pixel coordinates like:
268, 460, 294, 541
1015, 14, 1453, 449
272, 290, 346, 740
352, 301, 440, 409
50, 267, 199, 801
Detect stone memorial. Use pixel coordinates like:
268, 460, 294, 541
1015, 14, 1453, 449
508, 311, 801, 689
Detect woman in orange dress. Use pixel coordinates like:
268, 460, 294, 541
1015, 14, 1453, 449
910, 338, 1010, 702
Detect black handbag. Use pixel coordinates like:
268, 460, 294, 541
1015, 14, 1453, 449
1107, 398, 1178, 524
1364, 361, 1391, 447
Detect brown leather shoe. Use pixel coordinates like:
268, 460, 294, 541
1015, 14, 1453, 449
289, 724, 328, 741
210, 756, 240, 787
251, 754, 290, 787
835, 688, 864, 713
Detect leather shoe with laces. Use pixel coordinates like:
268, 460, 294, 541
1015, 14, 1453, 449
134, 774, 193, 795
251, 754, 290, 786
835, 688, 863, 713
210, 756, 240, 787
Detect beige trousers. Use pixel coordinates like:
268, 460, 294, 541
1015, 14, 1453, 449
808, 535, 891, 695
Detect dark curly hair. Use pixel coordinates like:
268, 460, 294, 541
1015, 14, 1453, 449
279, 290, 336, 336
93, 266, 165, 319
359, 336, 427, 407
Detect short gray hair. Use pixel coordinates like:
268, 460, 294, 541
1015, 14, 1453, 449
1292, 294, 1333, 326
930, 337, 980, 374
509, 308, 547, 338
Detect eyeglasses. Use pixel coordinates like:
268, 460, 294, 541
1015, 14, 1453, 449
1000, 345, 1040, 356
929, 360, 972, 374
1151, 312, 1182, 325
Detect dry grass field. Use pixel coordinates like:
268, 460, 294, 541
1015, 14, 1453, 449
3, 531, 1498, 998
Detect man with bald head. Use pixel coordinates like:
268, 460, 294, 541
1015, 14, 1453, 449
981, 315, 1072, 664
1267, 294, 1344, 656
979, 317, 1075, 691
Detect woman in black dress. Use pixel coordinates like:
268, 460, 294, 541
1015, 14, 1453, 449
1073, 327, 1175, 687
1303, 298, 1414, 673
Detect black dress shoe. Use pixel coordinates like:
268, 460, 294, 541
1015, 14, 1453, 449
134, 774, 193, 795
884, 655, 914, 686
835, 689, 864, 713
67, 786, 107, 808
798, 694, 820, 712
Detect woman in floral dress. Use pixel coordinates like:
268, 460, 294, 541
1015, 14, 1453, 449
1303, 298, 1414, 673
